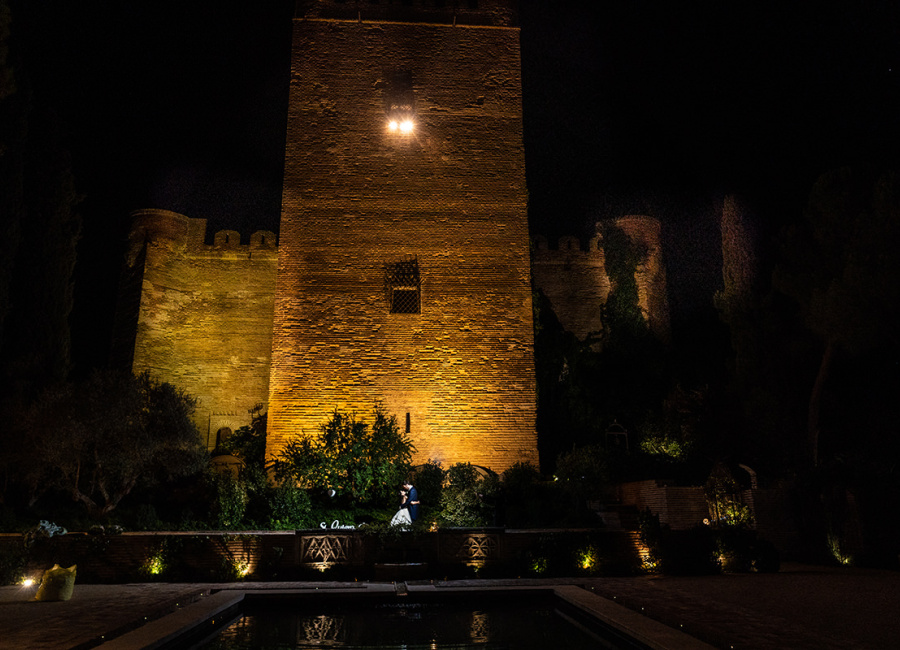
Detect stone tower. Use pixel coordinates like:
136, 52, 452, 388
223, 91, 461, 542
266, 0, 538, 471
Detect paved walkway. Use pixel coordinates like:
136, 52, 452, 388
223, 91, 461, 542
582, 563, 900, 649
0, 563, 896, 649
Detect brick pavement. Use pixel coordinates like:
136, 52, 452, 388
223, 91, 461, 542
0, 583, 208, 649
578, 564, 900, 649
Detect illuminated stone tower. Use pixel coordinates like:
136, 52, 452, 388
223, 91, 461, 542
266, 0, 538, 471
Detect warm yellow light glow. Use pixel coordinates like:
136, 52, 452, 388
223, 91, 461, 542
21, 577, 34, 587
143, 554, 165, 576
388, 118, 414, 134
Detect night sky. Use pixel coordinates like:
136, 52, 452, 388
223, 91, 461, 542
9, 0, 900, 372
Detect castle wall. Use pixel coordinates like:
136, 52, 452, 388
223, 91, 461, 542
268, 10, 537, 472
127, 209, 278, 444
615, 216, 671, 342
532, 234, 611, 340
531, 216, 670, 342
117, 3, 669, 466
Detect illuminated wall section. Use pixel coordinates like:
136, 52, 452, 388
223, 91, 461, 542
267, 1, 538, 472
531, 216, 670, 343
124, 209, 277, 446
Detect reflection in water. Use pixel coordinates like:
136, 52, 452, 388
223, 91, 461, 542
300, 613, 344, 644
205, 601, 600, 649
469, 611, 490, 643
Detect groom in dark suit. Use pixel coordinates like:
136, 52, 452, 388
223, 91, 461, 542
403, 481, 419, 521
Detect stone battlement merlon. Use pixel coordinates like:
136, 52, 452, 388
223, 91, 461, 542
128, 209, 277, 263
296, 0, 519, 27
532, 235, 606, 257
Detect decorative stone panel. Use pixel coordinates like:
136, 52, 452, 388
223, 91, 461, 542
299, 534, 361, 566
440, 532, 501, 565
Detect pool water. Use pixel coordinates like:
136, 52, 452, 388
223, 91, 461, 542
200, 599, 604, 649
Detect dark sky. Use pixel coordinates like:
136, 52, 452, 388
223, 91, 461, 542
9, 0, 900, 370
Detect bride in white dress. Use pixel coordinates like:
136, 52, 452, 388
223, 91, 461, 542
390, 488, 412, 526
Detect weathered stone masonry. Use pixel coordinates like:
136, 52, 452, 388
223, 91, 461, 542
118, 209, 278, 445
268, 2, 537, 472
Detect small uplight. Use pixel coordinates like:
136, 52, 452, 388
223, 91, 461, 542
399, 119, 414, 133
21, 577, 34, 587
388, 120, 399, 132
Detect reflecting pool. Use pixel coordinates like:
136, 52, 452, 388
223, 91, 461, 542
199, 597, 604, 649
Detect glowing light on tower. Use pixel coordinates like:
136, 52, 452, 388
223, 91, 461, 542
388, 118, 414, 134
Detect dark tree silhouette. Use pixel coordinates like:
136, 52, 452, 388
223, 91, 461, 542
774, 168, 900, 467
0, 0, 81, 399
17, 370, 206, 518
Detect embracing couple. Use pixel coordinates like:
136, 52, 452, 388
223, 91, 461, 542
390, 481, 419, 526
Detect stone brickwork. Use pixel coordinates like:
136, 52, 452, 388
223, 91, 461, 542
532, 216, 670, 343
267, 2, 537, 472
532, 233, 610, 341
617, 480, 710, 530
124, 209, 277, 442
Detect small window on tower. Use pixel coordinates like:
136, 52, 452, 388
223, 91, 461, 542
385, 256, 421, 314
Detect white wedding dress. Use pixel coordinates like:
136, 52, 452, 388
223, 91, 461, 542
390, 506, 412, 526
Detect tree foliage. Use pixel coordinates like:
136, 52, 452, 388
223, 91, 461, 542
773, 168, 900, 466
218, 404, 267, 468
273, 405, 414, 508
554, 444, 611, 500
439, 463, 500, 527
17, 370, 206, 518
533, 221, 668, 472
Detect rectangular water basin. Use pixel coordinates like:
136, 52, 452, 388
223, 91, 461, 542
99, 585, 714, 650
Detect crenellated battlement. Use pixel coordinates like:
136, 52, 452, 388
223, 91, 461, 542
531, 216, 670, 342
532, 234, 606, 258
299, 0, 520, 27
126, 209, 277, 267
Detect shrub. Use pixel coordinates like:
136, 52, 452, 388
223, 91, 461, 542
638, 507, 662, 570
209, 472, 248, 529
716, 527, 780, 573
273, 405, 414, 509
266, 484, 313, 530
412, 460, 445, 525
439, 463, 499, 527
500, 462, 559, 528
555, 443, 611, 500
